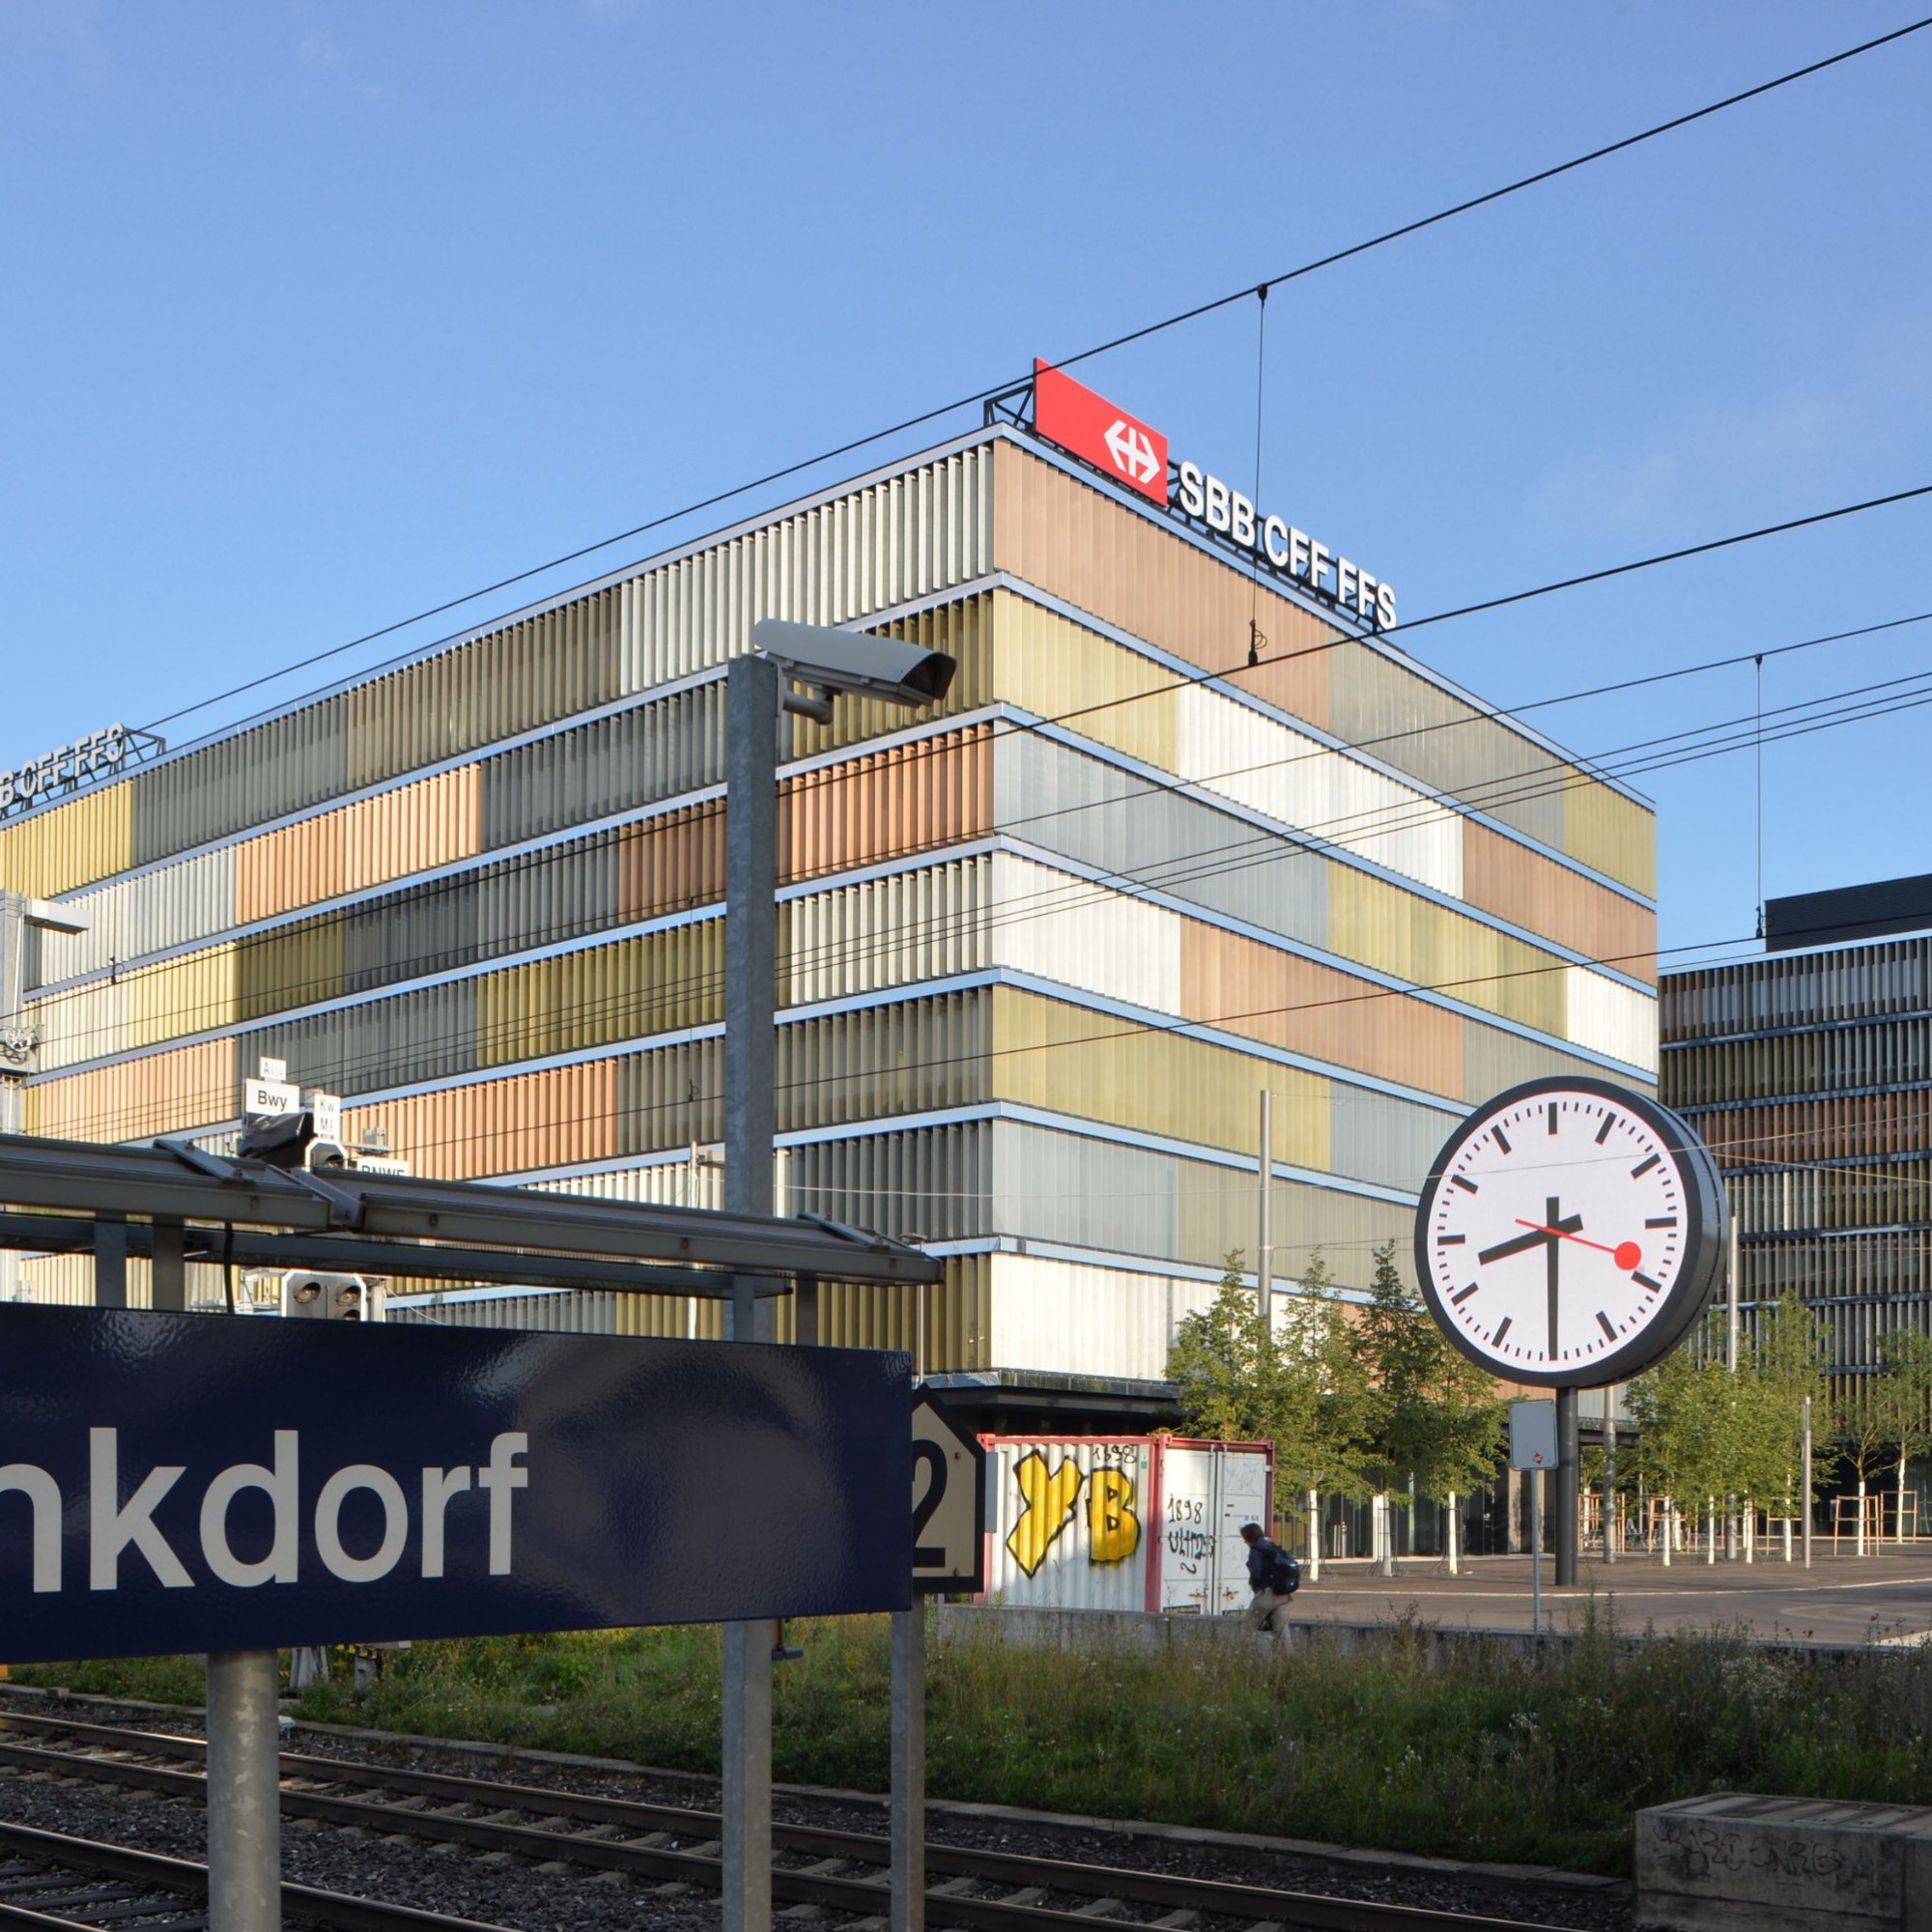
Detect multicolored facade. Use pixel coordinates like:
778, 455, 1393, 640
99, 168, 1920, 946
3, 421, 1659, 1386
1662, 930, 1932, 1397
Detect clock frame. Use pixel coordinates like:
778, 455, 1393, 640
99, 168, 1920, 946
1412, 1074, 1728, 1389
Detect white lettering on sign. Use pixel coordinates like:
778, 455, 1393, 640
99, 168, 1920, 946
8, 1430, 529, 1595
0, 724, 140, 816
1175, 459, 1396, 628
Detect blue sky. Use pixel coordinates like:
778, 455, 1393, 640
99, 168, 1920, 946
3, 2, 1928, 961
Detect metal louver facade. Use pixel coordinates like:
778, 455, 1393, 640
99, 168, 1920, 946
1662, 930, 1932, 1406
11, 426, 1657, 1384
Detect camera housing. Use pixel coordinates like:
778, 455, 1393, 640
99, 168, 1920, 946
750, 618, 956, 711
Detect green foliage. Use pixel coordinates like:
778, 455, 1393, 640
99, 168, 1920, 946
32, 1609, 1932, 1878
1167, 1251, 1374, 1509
1629, 1295, 1837, 1517
1350, 1241, 1505, 1506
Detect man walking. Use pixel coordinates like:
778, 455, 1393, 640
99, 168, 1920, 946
1240, 1520, 1299, 1639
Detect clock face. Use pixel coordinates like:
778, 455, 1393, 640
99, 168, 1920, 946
1413, 1076, 1726, 1389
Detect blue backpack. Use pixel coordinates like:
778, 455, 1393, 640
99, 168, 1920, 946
1266, 1544, 1301, 1595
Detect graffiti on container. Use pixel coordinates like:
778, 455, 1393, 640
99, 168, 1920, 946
1164, 1492, 1212, 1573
1004, 1453, 1144, 1577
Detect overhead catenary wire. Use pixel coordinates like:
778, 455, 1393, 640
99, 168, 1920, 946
32, 598, 1932, 1050
26, 639, 1932, 1079
122, 14, 1932, 746
29, 461, 1932, 1034
17, 665, 1932, 1144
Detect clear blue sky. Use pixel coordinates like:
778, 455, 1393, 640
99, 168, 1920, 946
4, 2, 1928, 963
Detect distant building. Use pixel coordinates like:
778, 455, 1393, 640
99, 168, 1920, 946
1, 369, 1658, 1424
1661, 875, 1932, 1401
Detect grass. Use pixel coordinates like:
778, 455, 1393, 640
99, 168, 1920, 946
17, 1607, 1932, 1876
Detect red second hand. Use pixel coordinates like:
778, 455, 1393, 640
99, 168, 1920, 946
1515, 1220, 1643, 1272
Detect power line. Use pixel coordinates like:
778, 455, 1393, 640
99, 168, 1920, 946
127, 14, 1932, 745
26, 645, 1932, 1090
32, 634, 1932, 1069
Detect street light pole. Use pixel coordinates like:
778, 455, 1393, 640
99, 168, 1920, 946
717, 625, 955, 1932
722, 651, 783, 1932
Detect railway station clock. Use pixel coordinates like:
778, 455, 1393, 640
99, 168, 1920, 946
1413, 1075, 1727, 1389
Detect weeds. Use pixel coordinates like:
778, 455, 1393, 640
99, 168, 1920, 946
17, 1609, 1932, 1875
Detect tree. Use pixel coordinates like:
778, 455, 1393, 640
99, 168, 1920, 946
1751, 1288, 1833, 1527
1628, 1314, 1741, 1551
1167, 1255, 1288, 1444
1350, 1242, 1504, 1569
1167, 1250, 1372, 1561
1872, 1330, 1932, 1546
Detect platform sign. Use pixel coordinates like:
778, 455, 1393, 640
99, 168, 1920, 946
1509, 1399, 1557, 1471
0, 1306, 911, 1662
911, 1393, 985, 1594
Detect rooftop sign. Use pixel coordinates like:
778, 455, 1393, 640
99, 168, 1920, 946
1030, 360, 1397, 629
0, 723, 162, 819
0, 1305, 910, 1662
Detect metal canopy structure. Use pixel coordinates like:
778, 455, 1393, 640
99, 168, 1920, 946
0, 1131, 942, 1303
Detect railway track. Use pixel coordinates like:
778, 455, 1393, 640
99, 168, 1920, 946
0, 1708, 1588, 1932
0, 1813, 509, 1932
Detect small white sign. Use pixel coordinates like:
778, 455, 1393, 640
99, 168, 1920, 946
258, 1057, 288, 1084
242, 1078, 300, 1119
308, 1092, 343, 1144
1509, 1399, 1557, 1470
354, 1153, 412, 1177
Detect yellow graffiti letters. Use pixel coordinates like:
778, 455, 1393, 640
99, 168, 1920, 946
1004, 1452, 1083, 1577
1086, 1466, 1142, 1564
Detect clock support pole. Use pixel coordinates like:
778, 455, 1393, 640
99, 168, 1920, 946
1554, 1386, 1580, 1586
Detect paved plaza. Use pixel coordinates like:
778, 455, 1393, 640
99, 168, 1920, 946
1292, 1548, 1932, 1647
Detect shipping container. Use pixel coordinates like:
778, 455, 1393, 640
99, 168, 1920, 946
978, 1434, 1272, 1615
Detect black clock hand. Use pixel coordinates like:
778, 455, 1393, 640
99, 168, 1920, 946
1546, 1194, 1563, 1359
1477, 1212, 1583, 1266
1477, 1227, 1549, 1264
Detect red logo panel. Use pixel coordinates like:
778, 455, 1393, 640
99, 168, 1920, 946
1033, 359, 1169, 503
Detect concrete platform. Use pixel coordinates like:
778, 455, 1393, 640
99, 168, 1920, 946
1290, 1549, 1932, 1648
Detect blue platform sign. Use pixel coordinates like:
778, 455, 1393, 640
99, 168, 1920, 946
0, 1306, 911, 1663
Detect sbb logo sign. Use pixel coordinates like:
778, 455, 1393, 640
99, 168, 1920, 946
1028, 358, 1398, 630
1033, 360, 1169, 502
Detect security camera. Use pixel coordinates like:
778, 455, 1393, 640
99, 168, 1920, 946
750, 619, 956, 711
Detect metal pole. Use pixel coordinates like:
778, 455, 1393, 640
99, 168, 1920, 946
723, 649, 782, 1932
890, 1605, 925, 1932
1305, 1486, 1321, 1583
1603, 1384, 1618, 1564
0, 895, 29, 1304
1727, 1209, 1740, 1372
1529, 1471, 1541, 1634
205, 1649, 279, 1932
1803, 1396, 1814, 1569
725, 651, 781, 1350
1256, 1090, 1272, 1322
1554, 1386, 1578, 1586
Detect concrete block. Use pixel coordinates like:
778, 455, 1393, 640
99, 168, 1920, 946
1635, 1793, 1932, 1932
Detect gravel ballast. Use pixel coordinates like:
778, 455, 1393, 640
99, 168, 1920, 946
0, 1688, 1633, 1931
